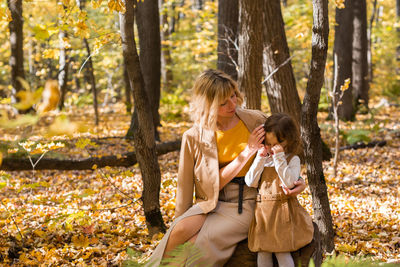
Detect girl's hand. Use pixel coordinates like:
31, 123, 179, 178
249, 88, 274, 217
271, 144, 284, 154
246, 125, 265, 153
258, 146, 269, 157
281, 178, 306, 196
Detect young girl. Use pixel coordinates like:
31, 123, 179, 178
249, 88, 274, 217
245, 113, 314, 267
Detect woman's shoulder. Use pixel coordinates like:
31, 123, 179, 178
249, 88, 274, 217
237, 107, 268, 120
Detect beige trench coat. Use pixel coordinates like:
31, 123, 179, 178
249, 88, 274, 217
175, 107, 267, 217
147, 108, 267, 267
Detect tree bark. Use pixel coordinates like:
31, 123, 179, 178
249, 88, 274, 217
397, 0, 400, 75
123, 64, 133, 113
238, 0, 263, 110
367, 0, 377, 84
83, 38, 100, 125
7, 0, 25, 108
120, 0, 166, 234
301, 0, 335, 257
217, 0, 239, 80
352, 0, 369, 110
332, 1, 354, 121
58, 25, 69, 110
262, 0, 301, 121
159, 0, 174, 91
132, 0, 161, 140
1, 140, 180, 171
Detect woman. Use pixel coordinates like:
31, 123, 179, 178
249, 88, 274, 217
147, 69, 306, 266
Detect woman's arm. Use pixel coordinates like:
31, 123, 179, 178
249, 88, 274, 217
219, 125, 265, 190
175, 133, 195, 217
281, 178, 306, 196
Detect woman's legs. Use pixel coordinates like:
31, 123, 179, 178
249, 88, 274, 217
275, 252, 294, 267
163, 214, 207, 257
257, 251, 273, 267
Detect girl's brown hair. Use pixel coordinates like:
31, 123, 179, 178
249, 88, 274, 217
190, 69, 243, 130
264, 113, 302, 155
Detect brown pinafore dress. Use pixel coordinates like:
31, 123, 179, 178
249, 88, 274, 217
248, 155, 314, 253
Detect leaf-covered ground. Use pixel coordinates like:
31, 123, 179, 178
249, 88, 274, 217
0, 102, 399, 265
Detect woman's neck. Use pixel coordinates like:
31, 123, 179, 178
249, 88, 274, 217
217, 114, 239, 131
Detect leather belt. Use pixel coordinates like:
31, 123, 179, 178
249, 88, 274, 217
231, 176, 245, 214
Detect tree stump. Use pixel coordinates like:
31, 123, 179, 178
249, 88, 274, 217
225, 222, 320, 267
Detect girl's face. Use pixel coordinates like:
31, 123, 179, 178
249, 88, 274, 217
217, 92, 237, 118
265, 132, 287, 153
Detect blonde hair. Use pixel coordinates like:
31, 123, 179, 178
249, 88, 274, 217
190, 69, 243, 131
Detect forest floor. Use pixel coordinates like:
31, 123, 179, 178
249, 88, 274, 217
0, 100, 399, 266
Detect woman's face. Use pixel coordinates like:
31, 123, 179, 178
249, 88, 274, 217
217, 92, 237, 118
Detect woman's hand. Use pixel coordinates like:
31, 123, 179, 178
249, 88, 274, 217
281, 178, 306, 196
246, 125, 265, 154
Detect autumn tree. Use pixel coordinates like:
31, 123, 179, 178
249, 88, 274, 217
126, 0, 161, 140
262, 0, 301, 121
352, 0, 369, 110
159, 0, 174, 90
120, 0, 166, 234
7, 0, 25, 108
217, 0, 239, 80
76, 0, 99, 125
58, 2, 69, 110
332, 0, 354, 121
238, 0, 263, 109
301, 0, 334, 258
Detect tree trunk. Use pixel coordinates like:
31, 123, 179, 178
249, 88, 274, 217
397, 0, 400, 75
58, 25, 69, 110
367, 0, 378, 84
7, 0, 25, 108
120, 0, 166, 235
131, 0, 161, 141
159, 0, 174, 91
76, 0, 99, 125
262, 0, 301, 121
352, 0, 369, 110
217, 0, 239, 80
124, 64, 133, 113
238, 0, 263, 110
1, 140, 180, 171
332, 0, 354, 121
83, 39, 100, 125
301, 0, 335, 258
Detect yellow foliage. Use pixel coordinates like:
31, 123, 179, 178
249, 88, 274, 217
340, 78, 351, 92
91, 0, 103, 9
335, 0, 345, 9
75, 20, 90, 39
47, 115, 88, 137
108, 0, 125, 13
37, 79, 60, 114
14, 86, 42, 111
72, 234, 90, 248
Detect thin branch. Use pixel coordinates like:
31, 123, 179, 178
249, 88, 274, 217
261, 54, 295, 84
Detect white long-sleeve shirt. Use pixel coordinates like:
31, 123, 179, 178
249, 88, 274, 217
245, 151, 301, 189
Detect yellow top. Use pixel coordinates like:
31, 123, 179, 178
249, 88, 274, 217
215, 119, 256, 177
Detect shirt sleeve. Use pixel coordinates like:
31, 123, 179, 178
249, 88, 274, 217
245, 151, 269, 188
272, 152, 301, 189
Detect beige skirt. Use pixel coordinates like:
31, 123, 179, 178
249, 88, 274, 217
146, 182, 257, 267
